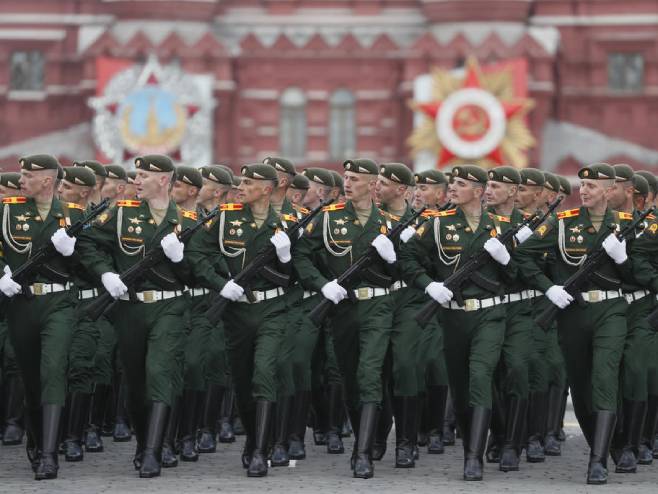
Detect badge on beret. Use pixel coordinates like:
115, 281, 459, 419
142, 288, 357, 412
583, 170, 589, 177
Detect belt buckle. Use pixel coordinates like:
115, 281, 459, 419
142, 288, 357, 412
357, 287, 370, 301
143, 291, 155, 303
588, 290, 600, 303
464, 299, 478, 312
33, 283, 44, 296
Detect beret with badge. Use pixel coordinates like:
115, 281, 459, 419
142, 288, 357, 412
379, 162, 414, 186
134, 154, 175, 173
613, 164, 634, 182
520, 168, 546, 187
263, 157, 296, 176
104, 164, 128, 181
290, 174, 310, 191
63, 166, 96, 187
633, 174, 649, 197
487, 166, 521, 185
557, 175, 572, 196
330, 171, 344, 194
73, 159, 107, 178
241, 163, 278, 182
202, 165, 233, 186
0, 172, 21, 190
175, 165, 203, 189
578, 162, 616, 180
20, 154, 61, 172
451, 164, 488, 184
636, 170, 658, 196
303, 168, 335, 187
415, 169, 447, 185
543, 171, 561, 192
343, 158, 378, 175
126, 171, 136, 184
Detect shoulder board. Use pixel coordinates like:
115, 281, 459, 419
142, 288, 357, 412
281, 213, 298, 223
66, 202, 84, 210
117, 200, 141, 208
421, 209, 441, 218
220, 203, 243, 211
293, 204, 310, 215
487, 212, 511, 223
380, 210, 400, 222
617, 211, 633, 221
647, 214, 656, 220
2, 196, 27, 205
180, 209, 198, 221
436, 208, 457, 217
323, 203, 345, 212
557, 208, 580, 220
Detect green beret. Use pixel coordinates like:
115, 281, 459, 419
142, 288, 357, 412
415, 170, 447, 185
519, 168, 545, 187
232, 175, 241, 187
0, 172, 21, 190
241, 163, 278, 182
343, 158, 378, 175
613, 164, 634, 182
134, 155, 174, 173
290, 174, 310, 190
487, 166, 521, 185
20, 154, 61, 172
636, 171, 658, 195
73, 160, 107, 178
451, 164, 487, 184
216, 163, 234, 176
379, 163, 414, 186
104, 164, 127, 181
201, 165, 233, 186
126, 171, 136, 184
57, 166, 64, 180
543, 172, 560, 192
330, 171, 344, 194
263, 157, 296, 175
302, 168, 335, 187
557, 175, 572, 196
578, 163, 616, 180
63, 166, 96, 187
633, 174, 649, 196
175, 166, 202, 189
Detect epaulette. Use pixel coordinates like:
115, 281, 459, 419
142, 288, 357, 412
117, 200, 141, 208
617, 211, 633, 221
323, 202, 345, 212
180, 209, 198, 221
281, 213, 298, 223
2, 196, 27, 205
436, 208, 457, 217
421, 209, 441, 218
647, 214, 656, 220
488, 212, 511, 223
66, 202, 84, 210
380, 210, 400, 222
557, 208, 580, 220
220, 203, 243, 211
293, 204, 310, 215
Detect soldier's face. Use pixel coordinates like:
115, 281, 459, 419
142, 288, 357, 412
286, 188, 305, 205
101, 178, 125, 201
344, 172, 374, 201
135, 170, 170, 200
58, 181, 89, 204
170, 180, 199, 206
485, 181, 516, 207
303, 182, 326, 207
515, 184, 541, 210
236, 178, 272, 204
633, 194, 647, 211
413, 184, 446, 208
579, 179, 611, 208
198, 180, 228, 206
19, 170, 55, 198
606, 181, 631, 210
374, 176, 405, 205
124, 183, 137, 200
450, 177, 481, 205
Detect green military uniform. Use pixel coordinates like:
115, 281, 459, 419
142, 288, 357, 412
516, 163, 632, 484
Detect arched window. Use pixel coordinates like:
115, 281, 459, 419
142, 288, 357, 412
329, 89, 356, 160
279, 87, 306, 159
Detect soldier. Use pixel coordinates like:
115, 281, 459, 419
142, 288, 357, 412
329, 170, 345, 203
0, 172, 25, 447
186, 163, 292, 477
557, 175, 572, 200
636, 170, 658, 207
516, 163, 632, 484
632, 174, 650, 212
0, 155, 84, 479
287, 173, 310, 206
77, 155, 193, 478
102, 164, 128, 204
294, 159, 397, 479
125, 171, 137, 201
73, 160, 107, 205
400, 164, 513, 481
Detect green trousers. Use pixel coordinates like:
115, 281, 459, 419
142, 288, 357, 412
92, 316, 116, 386
497, 301, 532, 399
529, 296, 565, 393
183, 293, 214, 392
556, 298, 627, 428
292, 294, 322, 392
111, 297, 187, 408
204, 321, 227, 387
621, 295, 655, 401
417, 316, 448, 390
328, 295, 392, 408
68, 309, 101, 394
6, 291, 76, 407
311, 322, 343, 390
276, 290, 303, 399
438, 305, 505, 412
390, 288, 425, 397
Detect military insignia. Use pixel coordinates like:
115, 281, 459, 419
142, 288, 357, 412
569, 225, 582, 234
453, 234, 460, 242
250, 223, 257, 228
577, 235, 584, 244
464, 227, 471, 233
128, 226, 134, 233
583, 170, 589, 177
15, 214, 28, 222
97, 213, 109, 225
229, 229, 236, 235
334, 219, 346, 226
446, 225, 457, 231
323, 203, 345, 212
129, 217, 143, 225
536, 224, 550, 238
230, 219, 243, 227
117, 200, 141, 208
2, 197, 27, 205
334, 228, 340, 235
490, 229, 497, 237
236, 228, 243, 237
380, 226, 387, 234
15, 224, 22, 231
557, 208, 580, 220
570, 236, 576, 243
649, 223, 658, 235
618, 211, 633, 221
417, 225, 426, 237
306, 223, 314, 234
446, 234, 452, 241
221, 203, 244, 212
135, 226, 142, 235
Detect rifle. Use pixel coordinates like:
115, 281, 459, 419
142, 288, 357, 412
204, 199, 331, 324
0, 198, 110, 303
84, 206, 220, 321
308, 206, 427, 327
414, 197, 563, 329
538, 206, 655, 331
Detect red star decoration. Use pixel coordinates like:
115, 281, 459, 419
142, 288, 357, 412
418, 64, 526, 167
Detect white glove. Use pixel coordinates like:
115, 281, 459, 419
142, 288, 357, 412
101, 272, 128, 300
602, 234, 627, 265
220, 279, 244, 301
371, 234, 396, 264
160, 232, 184, 263
425, 282, 453, 304
546, 285, 573, 309
51, 228, 76, 257
270, 231, 292, 263
400, 226, 416, 244
0, 267, 21, 298
321, 279, 348, 305
484, 237, 511, 266
514, 225, 533, 245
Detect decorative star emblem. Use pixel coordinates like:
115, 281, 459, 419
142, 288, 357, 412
230, 220, 243, 227
15, 214, 29, 222
129, 217, 143, 225
569, 225, 582, 234
446, 225, 457, 231
334, 219, 346, 226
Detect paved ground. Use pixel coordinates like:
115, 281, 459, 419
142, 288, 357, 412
1, 409, 656, 494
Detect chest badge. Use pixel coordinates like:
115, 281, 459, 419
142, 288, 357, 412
135, 226, 143, 235
230, 219, 243, 227
569, 225, 582, 234
577, 235, 584, 244
129, 217, 143, 225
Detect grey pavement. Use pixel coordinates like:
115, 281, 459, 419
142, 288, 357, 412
1, 409, 656, 494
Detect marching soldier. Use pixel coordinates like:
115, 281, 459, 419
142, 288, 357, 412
73, 160, 107, 205
102, 164, 128, 205
287, 173, 310, 206
0, 155, 84, 479
125, 171, 138, 201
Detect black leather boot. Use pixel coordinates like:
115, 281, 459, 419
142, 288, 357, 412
197, 384, 224, 453
24, 407, 42, 473
394, 397, 418, 468
526, 392, 547, 463
179, 390, 199, 462
247, 400, 273, 477
558, 389, 568, 441
499, 397, 527, 472
161, 398, 180, 468
35, 404, 61, 480
240, 409, 256, 469
353, 403, 377, 479
64, 392, 90, 462
325, 384, 345, 454
544, 385, 563, 456
2, 376, 25, 445
443, 391, 456, 446
638, 394, 658, 464
464, 407, 490, 481
270, 396, 292, 466
86, 384, 111, 453
130, 404, 148, 471
288, 390, 310, 459
311, 386, 328, 445
371, 391, 392, 461
113, 377, 132, 442
139, 402, 169, 478
426, 385, 448, 454
587, 411, 616, 485
218, 387, 236, 443
615, 400, 646, 473
486, 385, 505, 463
